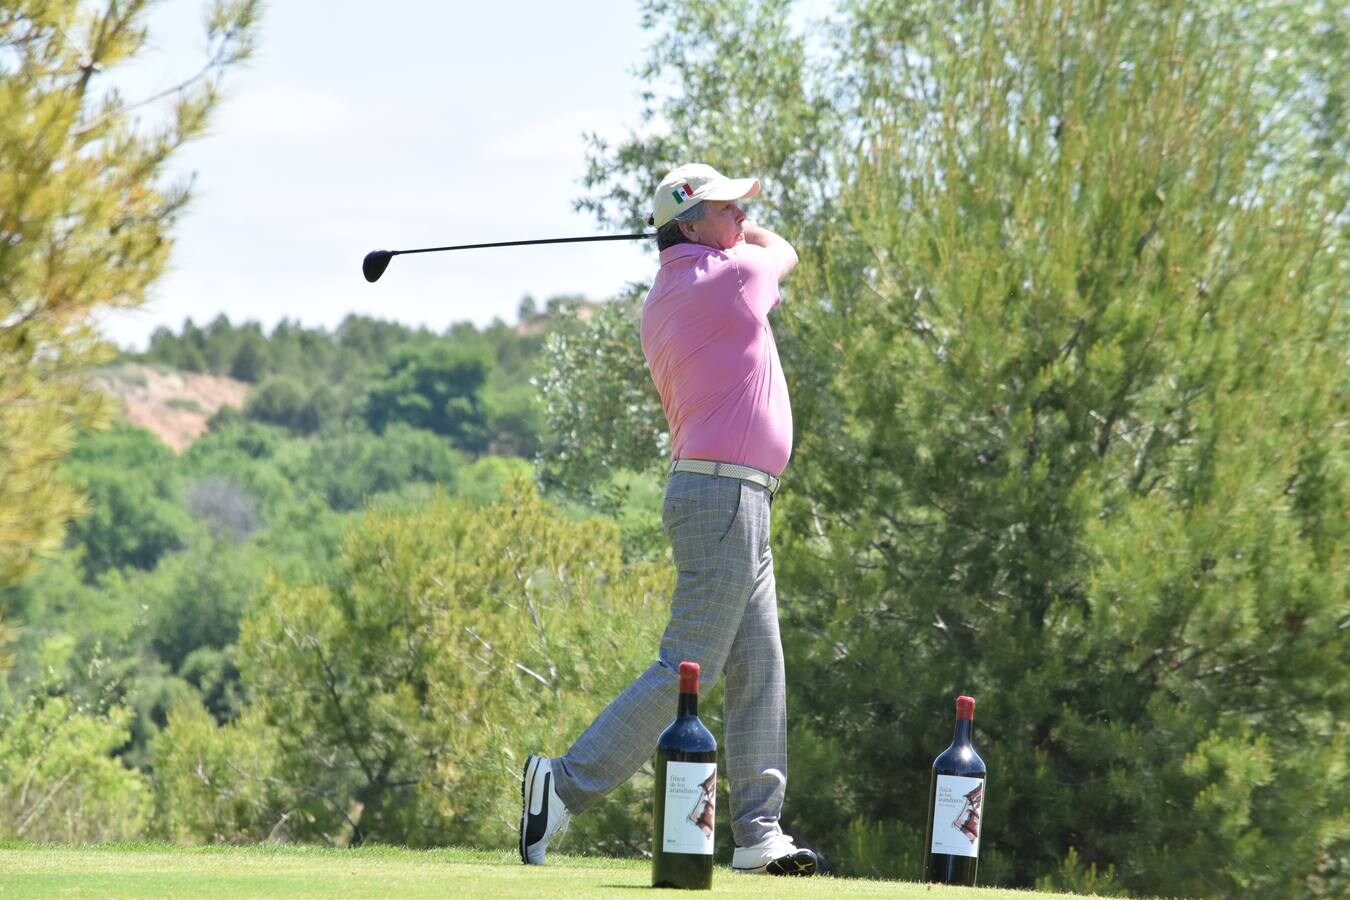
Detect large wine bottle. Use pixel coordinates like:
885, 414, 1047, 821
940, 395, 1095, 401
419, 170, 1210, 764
652, 661, 717, 890
923, 694, 987, 886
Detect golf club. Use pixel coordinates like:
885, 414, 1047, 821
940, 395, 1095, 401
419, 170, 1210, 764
363, 232, 652, 283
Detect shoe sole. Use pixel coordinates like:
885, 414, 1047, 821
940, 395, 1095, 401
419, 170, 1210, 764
767, 849, 819, 876
733, 849, 819, 877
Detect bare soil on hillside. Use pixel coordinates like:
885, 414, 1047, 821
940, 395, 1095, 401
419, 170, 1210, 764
91, 363, 251, 452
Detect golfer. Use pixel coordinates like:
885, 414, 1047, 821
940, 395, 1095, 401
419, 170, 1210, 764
521, 163, 817, 877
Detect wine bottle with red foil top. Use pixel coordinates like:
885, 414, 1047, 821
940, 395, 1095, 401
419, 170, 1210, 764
923, 694, 987, 885
652, 661, 717, 890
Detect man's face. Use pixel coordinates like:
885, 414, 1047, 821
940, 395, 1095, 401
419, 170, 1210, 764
681, 199, 746, 250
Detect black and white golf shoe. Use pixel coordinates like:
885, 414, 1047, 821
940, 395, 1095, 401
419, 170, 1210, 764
731, 833, 820, 876
519, 754, 571, 865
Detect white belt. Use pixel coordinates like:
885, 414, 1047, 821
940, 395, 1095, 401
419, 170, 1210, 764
669, 458, 781, 496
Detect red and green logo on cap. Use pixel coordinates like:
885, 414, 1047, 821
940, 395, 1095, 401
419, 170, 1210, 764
671, 182, 695, 204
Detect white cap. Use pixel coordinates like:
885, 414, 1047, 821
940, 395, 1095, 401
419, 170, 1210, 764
650, 163, 761, 228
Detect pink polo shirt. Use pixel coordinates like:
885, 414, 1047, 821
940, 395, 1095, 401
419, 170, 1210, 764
640, 241, 792, 476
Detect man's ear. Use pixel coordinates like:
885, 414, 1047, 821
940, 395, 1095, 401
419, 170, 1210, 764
677, 219, 698, 242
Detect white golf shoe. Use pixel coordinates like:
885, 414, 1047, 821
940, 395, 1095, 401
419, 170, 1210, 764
731, 832, 820, 876
519, 754, 571, 865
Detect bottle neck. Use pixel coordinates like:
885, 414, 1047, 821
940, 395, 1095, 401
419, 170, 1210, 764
952, 717, 973, 745
678, 690, 699, 718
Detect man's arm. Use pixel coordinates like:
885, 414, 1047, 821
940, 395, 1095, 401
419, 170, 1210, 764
742, 223, 798, 281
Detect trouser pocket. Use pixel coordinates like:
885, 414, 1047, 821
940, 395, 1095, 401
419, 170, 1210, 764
718, 481, 743, 543
663, 473, 745, 548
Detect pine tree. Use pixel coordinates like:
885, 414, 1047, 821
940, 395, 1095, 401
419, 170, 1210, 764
0, 0, 261, 587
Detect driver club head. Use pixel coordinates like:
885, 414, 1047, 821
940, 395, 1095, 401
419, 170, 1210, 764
362, 250, 394, 283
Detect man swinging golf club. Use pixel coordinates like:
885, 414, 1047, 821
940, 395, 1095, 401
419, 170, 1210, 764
520, 163, 818, 876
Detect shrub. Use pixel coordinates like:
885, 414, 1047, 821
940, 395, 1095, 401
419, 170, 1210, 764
155, 480, 671, 850
0, 693, 150, 842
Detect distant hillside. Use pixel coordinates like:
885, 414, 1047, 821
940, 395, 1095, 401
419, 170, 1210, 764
91, 363, 250, 452
115, 312, 562, 457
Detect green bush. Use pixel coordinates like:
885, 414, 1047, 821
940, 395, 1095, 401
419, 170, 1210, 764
137, 542, 270, 671
153, 480, 671, 849
60, 424, 194, 580
0, 692, 150, 842
278, 424, 463, 512
152, 701, 288, 843
364, 343, 492, 452
243, 377, 308, 431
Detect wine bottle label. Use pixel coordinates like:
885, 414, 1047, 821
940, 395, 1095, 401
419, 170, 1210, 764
930, 774, 985, 858
662, 761, 717, 855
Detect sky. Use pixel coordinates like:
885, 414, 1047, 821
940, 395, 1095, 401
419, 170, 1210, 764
100, 1, 835, 351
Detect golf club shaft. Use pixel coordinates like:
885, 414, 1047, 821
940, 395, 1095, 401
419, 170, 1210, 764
395, 232, 650, 256
363, 232, 652, 282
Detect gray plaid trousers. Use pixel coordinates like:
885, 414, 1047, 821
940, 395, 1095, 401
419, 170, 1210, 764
551, 471, 787, 848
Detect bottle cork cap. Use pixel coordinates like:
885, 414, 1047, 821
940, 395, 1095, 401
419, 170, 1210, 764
956, 695, 976, 719
678, 661, 701, 694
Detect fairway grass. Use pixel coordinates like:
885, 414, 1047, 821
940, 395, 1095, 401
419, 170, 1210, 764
0, 843, 1082, 899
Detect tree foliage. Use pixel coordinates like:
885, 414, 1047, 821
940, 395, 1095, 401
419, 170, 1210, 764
364, 343, 491, 451
154, 481, 671, 849
3, 322, 548, 779
0, 691, 150, 842
151, 701, 285, 844
561, 0, 1346, 894
538, 290, 667, 498
275, 423, 465, 513
0, 0, 261, 588
61, 423, 193, 579
143, 313, 552, 455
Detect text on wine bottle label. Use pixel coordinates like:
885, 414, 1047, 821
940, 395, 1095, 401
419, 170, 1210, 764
930, 774, 985, 858
662, 761, 717, 855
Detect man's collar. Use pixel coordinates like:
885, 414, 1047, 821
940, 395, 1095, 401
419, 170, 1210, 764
659, 242, 725, 264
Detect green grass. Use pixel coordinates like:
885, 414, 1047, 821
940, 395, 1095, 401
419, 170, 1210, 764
0, 843, 1084, 898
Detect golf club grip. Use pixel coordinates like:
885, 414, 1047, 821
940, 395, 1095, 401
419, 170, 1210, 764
397, 232, 651, 256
